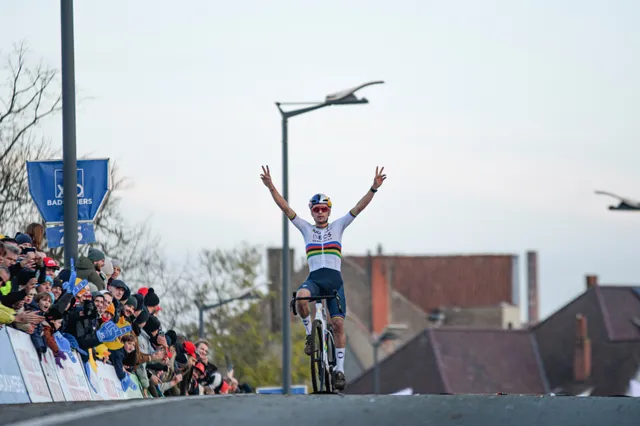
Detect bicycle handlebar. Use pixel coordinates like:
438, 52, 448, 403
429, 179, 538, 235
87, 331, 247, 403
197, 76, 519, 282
290, 290, 343, 316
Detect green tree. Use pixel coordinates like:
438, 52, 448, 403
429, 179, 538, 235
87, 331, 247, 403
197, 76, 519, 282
196, 295, 311, 390
160, 242, 312, 390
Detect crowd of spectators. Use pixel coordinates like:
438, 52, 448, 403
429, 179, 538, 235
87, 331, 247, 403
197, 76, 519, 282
0, 222, 252, 398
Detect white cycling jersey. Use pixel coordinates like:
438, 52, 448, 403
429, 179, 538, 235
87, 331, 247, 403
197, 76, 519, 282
289, 210, 357, 273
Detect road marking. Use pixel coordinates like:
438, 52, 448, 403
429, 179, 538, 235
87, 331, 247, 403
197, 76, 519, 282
7, 395, 230, 426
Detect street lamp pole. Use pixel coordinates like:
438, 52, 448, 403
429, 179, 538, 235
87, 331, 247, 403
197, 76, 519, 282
276, 81, 384, 395
373, 340, 381, 394
371, 323, 408, 394
60, 0, 78, 267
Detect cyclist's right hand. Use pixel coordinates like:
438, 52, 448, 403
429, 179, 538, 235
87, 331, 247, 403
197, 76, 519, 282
260, 165, 274, 189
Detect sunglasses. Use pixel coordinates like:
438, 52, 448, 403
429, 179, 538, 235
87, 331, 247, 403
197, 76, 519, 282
312, 206, 329, 213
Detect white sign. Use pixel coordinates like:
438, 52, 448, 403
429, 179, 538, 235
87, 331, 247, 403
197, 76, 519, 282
56, 353, 93, 401
7, 327, 53, 403
40, 351, 66, 402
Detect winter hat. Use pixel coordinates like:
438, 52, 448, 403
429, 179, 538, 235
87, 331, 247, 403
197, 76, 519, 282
134, 308, 150, 325
194, 362, 206, 375
111, 259, 122, 271
52, 278, 63, 289
143, 314, 161, 334
101, 258, 114, 277
166, 330, 177, 347
125, 296, 138, 310
137, 287, 148, 296
15, 233, 32, 245
144, 288, 160, 307
108, 279, 127, 290
183, 341, 196, 357
133, 294, 144, 311
87, 247, 105, 262
174, 353, 189, 370
57, 269, 71, 283
105, 303, 115, 316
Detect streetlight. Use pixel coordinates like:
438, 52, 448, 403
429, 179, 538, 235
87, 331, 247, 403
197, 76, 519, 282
61, 0, 79, 266
197, 287, 261, 339
372, 323, 407, 394
275, 80, 385, 395
594, 190, 640, 211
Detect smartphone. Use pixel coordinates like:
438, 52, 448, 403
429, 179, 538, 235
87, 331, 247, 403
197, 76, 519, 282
34, 270, 40, 281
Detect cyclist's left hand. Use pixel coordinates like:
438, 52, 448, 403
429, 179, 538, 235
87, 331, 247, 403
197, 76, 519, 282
372, 166, 387, 189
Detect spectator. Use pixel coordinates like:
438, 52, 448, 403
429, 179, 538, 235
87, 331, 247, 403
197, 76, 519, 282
43, 257, 60, 278
1, 224, 252, 399
76, 247, 107, 290
24, 223, 45, 252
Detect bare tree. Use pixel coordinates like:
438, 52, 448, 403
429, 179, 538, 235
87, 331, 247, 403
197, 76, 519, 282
0, 42, 168, 292
0, 42, 61, 233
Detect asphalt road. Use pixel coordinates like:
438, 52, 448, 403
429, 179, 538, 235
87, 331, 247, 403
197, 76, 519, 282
1, 394, 639, 426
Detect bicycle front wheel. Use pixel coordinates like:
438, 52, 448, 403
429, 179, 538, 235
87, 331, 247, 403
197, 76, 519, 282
310, 319, 325, 393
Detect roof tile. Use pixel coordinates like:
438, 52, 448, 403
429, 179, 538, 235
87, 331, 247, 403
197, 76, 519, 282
347, 255, 516, 314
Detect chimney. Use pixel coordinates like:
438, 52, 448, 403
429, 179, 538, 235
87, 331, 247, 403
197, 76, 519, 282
526, 251, 539, 325
573, 314, 592, 382
371, 258, 391, 335
585, 275, 598, 290
377, 243, 383, 256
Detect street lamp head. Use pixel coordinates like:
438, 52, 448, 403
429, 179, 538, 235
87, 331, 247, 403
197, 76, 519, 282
325, 80, 384, 103
375, 323, 408, 344
595, 189, 640, 211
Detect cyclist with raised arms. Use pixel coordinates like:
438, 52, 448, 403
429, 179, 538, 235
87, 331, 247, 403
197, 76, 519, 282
260, 165, 387, 391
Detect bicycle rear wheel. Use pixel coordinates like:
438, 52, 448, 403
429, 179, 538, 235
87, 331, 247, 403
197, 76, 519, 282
325, 325, 336, 392
310, 319, 325, 393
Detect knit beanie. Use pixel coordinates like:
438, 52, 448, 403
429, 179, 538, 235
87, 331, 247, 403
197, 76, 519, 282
144, 288, 160, 307
143, 314, 161, 334
125, 296, 138, 310
88, 247, 105, 262
134, 308, 150, 325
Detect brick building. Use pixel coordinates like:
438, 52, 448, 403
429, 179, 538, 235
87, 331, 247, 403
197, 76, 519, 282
265, 245, 540, 381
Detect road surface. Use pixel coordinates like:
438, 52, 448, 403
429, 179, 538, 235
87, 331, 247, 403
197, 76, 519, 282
1, 394, 639, 426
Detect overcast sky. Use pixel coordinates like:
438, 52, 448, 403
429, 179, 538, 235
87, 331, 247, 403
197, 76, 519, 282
1, 0, 639, 320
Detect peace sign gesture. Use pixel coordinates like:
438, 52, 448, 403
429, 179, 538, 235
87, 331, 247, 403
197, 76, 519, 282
372, 166, 387, 190
260, 165, 275, 189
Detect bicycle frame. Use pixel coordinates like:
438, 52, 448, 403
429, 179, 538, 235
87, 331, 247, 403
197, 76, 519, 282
313, 300, 331, 377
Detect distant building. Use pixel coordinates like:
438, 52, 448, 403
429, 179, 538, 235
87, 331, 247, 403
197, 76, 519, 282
265, 246, 540, 381
347, 275, 640, 396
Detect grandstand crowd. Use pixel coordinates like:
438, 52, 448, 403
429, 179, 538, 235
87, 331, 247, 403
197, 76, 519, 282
0, 222, 250, 397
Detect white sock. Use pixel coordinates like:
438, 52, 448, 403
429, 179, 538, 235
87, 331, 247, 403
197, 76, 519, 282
301, 316, 312, 335
336, 348, 345, 373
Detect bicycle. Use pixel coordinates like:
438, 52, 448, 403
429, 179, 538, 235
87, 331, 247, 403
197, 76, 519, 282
290, 289, 343, 394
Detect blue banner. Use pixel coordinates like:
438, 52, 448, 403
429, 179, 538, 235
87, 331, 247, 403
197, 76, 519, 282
26, 159, 110, 224
46, 223, 97, 248
0, 327, 30, 404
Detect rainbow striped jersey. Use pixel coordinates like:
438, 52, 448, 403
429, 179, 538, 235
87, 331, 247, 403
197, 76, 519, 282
289, 211, 357, 272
